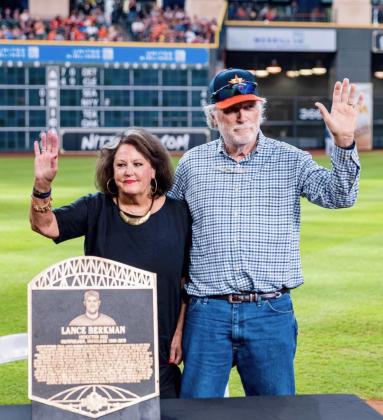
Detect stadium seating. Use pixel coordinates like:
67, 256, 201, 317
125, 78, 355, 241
0, 0, 217, 42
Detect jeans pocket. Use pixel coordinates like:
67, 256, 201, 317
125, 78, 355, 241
187, 297, 201, 314
266, 295, 294, 314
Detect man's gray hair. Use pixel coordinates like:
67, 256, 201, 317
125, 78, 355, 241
203, 100, 267, 130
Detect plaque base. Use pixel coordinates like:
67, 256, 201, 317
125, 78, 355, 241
32, 397, 160, 420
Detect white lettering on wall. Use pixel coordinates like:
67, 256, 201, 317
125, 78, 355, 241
159, 134, 189, 151
81, 134, 115, 150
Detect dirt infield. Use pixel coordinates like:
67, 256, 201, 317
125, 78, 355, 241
367, 401, 383, 415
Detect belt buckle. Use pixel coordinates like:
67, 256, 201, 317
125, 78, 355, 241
246, 293, 259, 302
228, 293, 259, 303
228, 294, 241, 304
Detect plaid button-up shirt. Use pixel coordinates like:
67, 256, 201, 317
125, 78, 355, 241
168, 131, 360, 296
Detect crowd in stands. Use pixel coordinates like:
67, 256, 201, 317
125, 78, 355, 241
372, 5, 383, 24
228, 1, 331, 22
112, 1, 217, 43
3, 0, 383, 42
0, 0, 217, 43
0, 2, 125, 41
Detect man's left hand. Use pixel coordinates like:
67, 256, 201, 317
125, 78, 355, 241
315, 78, 364, 148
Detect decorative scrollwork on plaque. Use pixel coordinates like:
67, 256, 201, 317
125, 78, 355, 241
32, 256, 154, 289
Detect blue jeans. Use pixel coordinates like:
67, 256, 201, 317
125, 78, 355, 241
180, 294, 298, 398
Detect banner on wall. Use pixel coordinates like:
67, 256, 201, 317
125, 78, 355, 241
226, 27, 336, 52
61, 129, 210, 152
0, 43, 209, 65
354, 83, 373, 151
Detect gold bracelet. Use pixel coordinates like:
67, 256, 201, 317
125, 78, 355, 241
31, 196, 52, 213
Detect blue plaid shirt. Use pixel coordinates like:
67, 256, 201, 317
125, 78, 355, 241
168, 131, 360, 296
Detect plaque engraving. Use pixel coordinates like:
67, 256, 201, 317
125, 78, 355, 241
28, 256, 159, 418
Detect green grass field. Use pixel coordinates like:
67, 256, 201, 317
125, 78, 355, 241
0, 151, 382, 404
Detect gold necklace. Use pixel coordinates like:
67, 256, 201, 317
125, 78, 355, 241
117, 196, 155, 226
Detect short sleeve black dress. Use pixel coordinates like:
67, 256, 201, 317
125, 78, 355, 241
53, 193, 190, 398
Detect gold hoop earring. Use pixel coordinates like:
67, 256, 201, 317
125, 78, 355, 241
151, 178, 158, 196
106, 178, 117, 195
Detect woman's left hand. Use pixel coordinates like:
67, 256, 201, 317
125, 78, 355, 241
169, 331, 182, 365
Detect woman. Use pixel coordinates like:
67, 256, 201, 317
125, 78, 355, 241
30, 128, 190, 399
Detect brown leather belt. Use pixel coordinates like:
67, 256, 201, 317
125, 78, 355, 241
207, 288, 289, 303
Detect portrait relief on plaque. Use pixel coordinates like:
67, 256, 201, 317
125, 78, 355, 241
68, 290, 117, 327
28, 256, 159, 418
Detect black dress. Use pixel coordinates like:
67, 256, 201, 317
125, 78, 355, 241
53, 193, 190, 398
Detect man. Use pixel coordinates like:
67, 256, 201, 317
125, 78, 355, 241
69, 290, 116, 326
169, 68, 363, 398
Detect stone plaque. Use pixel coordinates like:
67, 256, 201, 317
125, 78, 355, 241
28, 256, 159, 418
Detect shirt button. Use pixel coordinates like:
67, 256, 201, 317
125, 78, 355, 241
236, 267, 241, 272
234, 187, 239, 192
233, 211, 239, 217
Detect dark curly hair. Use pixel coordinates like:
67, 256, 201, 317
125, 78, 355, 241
95, 128, 173, 198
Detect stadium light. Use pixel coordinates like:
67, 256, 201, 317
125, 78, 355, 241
254, 69, 269, 78
286, 70, 300, 78
374, 71, 383, 79
299, 68, 313, 76
312, 61, 327, 75
266, 59, 282, 74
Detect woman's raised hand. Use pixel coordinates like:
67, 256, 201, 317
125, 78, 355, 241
34, 131, 59, 187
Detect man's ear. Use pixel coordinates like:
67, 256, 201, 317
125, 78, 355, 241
211, 114, 218, 128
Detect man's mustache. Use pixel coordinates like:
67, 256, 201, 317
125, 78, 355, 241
233, 124, 253, 130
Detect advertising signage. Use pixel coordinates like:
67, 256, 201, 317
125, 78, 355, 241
0, 43, 209, 65
226, 27, 336, 52
61, 130, 209, 152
